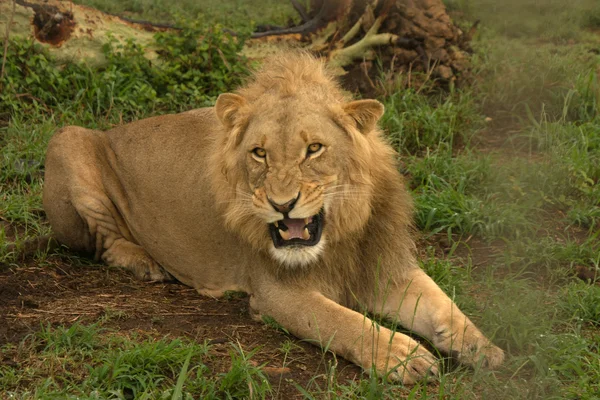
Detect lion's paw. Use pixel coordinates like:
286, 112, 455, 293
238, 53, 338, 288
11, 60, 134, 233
101, 239, 173, 282
456, 336, 505, 370
371, 336, 439, 385
135, 258, 174, 282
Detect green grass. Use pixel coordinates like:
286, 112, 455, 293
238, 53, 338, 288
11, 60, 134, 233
382, 87, 482, 155
0, 323, 271, 399
473, 37, 598, 123
445, 0, 600, 41
71, 0, 295, 31
2, 0, 600, 398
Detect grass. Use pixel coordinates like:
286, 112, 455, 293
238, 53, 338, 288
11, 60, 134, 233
445, 0, 600, 42
381, 87, 483, 155
71, 0, 296, 32
1, 0, 600, 398
0, 323, 270, 399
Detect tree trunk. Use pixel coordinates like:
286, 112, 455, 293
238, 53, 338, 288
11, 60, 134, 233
0, 0, 474, 95
251, 0, 474, 93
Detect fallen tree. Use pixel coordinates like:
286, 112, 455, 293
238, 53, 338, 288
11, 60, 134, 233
0, 0, 475, 94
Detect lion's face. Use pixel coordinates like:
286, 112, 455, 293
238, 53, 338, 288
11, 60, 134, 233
242, 103, 348, 266
213, 60, 385, 268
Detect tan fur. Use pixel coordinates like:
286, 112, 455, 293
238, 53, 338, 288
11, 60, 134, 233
43, 52, 503, 383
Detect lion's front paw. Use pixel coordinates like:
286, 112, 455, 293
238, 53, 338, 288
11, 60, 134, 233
101, 239, 174, 282
466, 341, 505, 369
455, 335, 505, 370
136, 258, 174, 282
369, 336, 439, 385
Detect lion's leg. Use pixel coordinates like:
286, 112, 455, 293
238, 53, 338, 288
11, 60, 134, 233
69, 194, 172, 282
250, 279, 438, 384
101, 238, 173, 281
43, 126, 172, 282
370, 269, 504, 369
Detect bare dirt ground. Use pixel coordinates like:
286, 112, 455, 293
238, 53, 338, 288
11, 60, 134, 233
0, 252, 363, 397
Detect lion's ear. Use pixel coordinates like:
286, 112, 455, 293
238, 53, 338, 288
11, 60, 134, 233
342, 99, 385, 134
215, 93, 247, 129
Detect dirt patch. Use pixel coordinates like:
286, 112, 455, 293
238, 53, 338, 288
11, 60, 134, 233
0, 254, 363, 397
22, 1, 76, 46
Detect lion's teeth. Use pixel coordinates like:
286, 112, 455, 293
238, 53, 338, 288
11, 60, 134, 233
274, 221, 279, 228
302, 228, 310, 240
279, 229, 290, 240
304, 218, 309, 225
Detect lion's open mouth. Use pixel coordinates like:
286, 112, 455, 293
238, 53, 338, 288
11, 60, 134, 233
268, 210, 324, 248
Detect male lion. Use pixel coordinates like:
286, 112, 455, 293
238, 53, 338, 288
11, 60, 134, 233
43, 53, 503, 383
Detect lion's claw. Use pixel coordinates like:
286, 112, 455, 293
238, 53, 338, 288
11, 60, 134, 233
369, 336, 439, 385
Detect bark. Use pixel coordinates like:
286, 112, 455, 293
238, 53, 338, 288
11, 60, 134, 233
279, 0, 474, 93
0, 0, 474, 94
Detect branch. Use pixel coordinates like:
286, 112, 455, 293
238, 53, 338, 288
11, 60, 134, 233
463, 19, 481, 43
329, 15, 397, 68
1, 0, 16, 89
251, 0, 349, 38
251, 2, 329, 38
290, 0, 310, 23
340, 15, 363, 45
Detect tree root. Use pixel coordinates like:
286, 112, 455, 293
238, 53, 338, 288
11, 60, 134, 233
290, 0, 310, 23
340, 15, 363, 45
328, 14, 397, 68
251, 4, 326, 38
251, 0, 350, 38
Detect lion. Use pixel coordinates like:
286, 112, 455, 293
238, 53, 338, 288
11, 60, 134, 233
42, 52, 504, 383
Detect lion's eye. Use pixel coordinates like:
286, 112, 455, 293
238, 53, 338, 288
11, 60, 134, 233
252, 148, 267, 158
307, 143, 323, 155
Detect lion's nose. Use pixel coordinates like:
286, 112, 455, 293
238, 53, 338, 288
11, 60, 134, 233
268, 194, 300, 214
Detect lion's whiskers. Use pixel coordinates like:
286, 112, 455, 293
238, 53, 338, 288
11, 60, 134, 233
324, 184, 353, 191
323, 191, 370, 198
324, 184, 369, 195
217, 189, 255, 206
235, 189, 254, 199
224, 208, 254, 223
324, 190, 369, 195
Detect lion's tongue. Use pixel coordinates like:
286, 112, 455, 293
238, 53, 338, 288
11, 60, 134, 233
283, 218, 306, 239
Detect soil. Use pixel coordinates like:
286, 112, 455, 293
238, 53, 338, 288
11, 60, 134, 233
0, 253, 364, 398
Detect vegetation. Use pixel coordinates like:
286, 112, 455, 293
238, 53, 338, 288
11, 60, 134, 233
70, 0, 295, 31
1, 0, 600, 398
